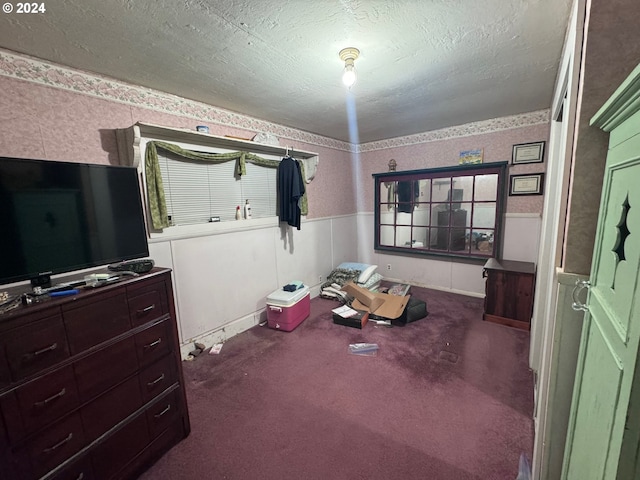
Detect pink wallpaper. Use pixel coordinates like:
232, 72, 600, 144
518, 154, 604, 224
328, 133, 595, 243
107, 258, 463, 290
0, 50, 549, 221
359, 123, 549, 214
0, 79, 132, 163
0, 75, 356, 219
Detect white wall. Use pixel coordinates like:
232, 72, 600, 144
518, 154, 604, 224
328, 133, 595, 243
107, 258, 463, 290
532, 1, 586, 477
148, 215, 358, 356
142, 209, 541, 357
502, 213, 542, 263
357, 212, 541, 297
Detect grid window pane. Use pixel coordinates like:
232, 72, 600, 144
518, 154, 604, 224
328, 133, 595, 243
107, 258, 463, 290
374, 163, 506, 259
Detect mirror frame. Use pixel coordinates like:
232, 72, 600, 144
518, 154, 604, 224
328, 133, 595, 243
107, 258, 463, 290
373, 161, 507, 261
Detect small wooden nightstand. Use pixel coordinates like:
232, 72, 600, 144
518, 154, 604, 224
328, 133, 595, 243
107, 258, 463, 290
482, 258, 536, 330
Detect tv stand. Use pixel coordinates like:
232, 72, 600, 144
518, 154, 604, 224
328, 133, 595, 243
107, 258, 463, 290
0, 268, 190, 479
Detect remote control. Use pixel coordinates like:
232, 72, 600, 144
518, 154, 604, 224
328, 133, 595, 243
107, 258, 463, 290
108, 259, 155, 274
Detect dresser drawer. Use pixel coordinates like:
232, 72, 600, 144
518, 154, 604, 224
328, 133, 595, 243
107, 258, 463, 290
5, 315, 70, 381
108, 420, 184, 480
0, 269, 188, 480
81, 375, 142, 443
74, 336, 138, 403
146, 389, 181, 439
47, 455, 94, 480
64, 293, 131, 355
3, 365, 80, 443
138, 354, 176, 404
0, 345, 11, 388
90, 413, 149, 480
21, 412, 86, 480
127, 281, 167, 327
134, 320, 171, 368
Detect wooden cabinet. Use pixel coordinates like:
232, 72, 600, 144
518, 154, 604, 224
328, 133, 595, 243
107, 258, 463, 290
483, 258, 535, 330
0, 268, 189, 480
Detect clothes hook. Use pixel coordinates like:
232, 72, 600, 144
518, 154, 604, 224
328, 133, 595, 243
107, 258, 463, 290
285, 145, 290, 156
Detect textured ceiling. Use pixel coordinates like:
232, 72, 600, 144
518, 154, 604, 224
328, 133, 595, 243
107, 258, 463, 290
0, 0, 572, 143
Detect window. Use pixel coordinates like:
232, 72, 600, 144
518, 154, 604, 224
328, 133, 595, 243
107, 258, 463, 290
157, 149, 278, 225
373, 162, 507, 260
117, 123, 319, 234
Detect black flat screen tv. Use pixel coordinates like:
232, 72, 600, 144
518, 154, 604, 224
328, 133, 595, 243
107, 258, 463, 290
0, 156, 149, 286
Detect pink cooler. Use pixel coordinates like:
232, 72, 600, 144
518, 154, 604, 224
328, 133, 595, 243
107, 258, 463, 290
266, 285, 310, 331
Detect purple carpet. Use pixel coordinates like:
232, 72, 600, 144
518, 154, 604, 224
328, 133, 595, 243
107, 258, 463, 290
140, 286, 534, 480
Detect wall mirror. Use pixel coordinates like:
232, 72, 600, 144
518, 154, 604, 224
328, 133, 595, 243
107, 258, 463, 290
373, 162, 507, 260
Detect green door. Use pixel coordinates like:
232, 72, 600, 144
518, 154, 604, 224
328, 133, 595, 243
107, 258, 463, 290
561, 64, 640, 479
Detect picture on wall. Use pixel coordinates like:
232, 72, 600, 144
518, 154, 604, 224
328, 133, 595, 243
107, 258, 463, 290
512, 141, 545, 164
509, 173, 545, 196
459, 148, 483, 164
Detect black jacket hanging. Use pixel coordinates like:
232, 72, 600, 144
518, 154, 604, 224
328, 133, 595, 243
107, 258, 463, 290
278, 156, 305, 230
397, 180, 418, 213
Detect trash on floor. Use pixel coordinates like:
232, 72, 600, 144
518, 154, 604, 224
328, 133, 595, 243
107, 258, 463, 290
189, 342, 206, 358
370, 319, 392, 327
348, 343, 379, 356
209, 343, 224, 355
515, 452, 531, 480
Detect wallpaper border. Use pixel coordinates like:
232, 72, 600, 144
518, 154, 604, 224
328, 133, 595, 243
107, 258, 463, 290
357, 110, 550, 152
0, 48, 549, 152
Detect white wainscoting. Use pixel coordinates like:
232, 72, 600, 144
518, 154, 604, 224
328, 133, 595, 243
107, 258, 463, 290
357, 212, 542, 296
148, 215, 358, 357
150, 212, 542, 356
501, 213, 542, 263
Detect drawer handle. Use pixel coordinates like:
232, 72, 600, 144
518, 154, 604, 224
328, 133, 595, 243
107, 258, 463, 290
137, 304, 156, 315
23, 342, 58, 361
76, 474, 84, 480
144, 338, 162, 350
34, 342, 58, 356
154, 404, 171, 418
571, 279, 591, 312
43, 432, 73, 454
147, 373, 166, 388
34, 388, 66, 408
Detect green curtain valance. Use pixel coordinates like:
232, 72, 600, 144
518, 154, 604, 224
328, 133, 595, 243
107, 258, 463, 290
145, 141, 307, 229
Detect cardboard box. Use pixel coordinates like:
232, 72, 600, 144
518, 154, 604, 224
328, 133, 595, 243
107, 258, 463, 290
342, 282, 411, 320
332, 305, 369, 329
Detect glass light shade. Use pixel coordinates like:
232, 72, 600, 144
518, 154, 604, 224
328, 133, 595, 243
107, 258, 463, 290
342, 63, 357, 87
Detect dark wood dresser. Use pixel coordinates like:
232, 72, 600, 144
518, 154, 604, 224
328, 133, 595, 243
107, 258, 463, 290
482, 258, 536, 330
0, 268, 190, 480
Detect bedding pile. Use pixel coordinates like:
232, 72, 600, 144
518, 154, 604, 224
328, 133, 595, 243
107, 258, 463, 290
320, 262, 383, 301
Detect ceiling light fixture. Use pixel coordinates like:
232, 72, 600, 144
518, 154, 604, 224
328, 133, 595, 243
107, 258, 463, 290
339, 47, 360, 88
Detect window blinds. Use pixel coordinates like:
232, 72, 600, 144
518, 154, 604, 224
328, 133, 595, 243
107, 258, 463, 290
156, 150, 277, 225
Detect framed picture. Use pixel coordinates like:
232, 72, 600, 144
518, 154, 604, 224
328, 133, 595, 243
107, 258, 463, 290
459, 148, 483, 165
509, 173, 545, 196
512, 141, 545, 164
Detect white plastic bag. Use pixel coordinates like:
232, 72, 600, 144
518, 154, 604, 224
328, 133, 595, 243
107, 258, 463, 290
348, 343, 379, 356
515, 453, 531, 480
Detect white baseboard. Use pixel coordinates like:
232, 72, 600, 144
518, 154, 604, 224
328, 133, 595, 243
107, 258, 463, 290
179, 287, 323, 359
180, 311, 263, 359
179, 280, 481, 359
382, 277, 485, 299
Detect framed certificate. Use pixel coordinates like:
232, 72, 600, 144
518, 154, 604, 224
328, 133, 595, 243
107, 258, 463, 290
512, 141, 545, 164
509, 173, 544, 196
